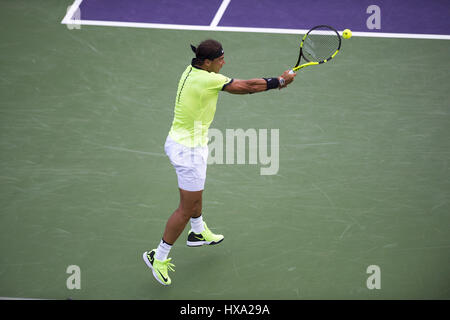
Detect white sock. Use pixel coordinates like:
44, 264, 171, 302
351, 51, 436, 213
155, 239, 172, 261
190, 215, 205, 234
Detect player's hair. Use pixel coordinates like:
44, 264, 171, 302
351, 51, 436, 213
191, 39, 224, 66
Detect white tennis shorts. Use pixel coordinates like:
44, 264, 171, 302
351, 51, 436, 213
164, 135, 209, 192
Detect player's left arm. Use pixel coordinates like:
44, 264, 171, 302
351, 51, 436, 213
223, 70, 296, 95
223, 78, 270, 94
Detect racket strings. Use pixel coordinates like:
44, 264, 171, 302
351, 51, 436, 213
302, 29, 340, 62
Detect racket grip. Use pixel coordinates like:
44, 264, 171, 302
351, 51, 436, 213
288, 69, 295, 74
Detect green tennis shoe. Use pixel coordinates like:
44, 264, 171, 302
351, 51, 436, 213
187, 222, 224, 247
143, 249, 175, 286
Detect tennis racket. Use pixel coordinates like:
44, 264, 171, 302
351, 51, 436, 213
289, 25, 341, 74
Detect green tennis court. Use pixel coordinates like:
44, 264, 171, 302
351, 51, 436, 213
1, 0, 449, 300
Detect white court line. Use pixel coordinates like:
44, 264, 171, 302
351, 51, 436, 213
61, 0, 450, 40
61, 0, 83, 24
210, 0, 231, 27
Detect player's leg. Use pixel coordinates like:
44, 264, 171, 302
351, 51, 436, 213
143, 188, 202, 286
143, 135, 222, 285
162, 188, 203, 245
185, 194, 224, 247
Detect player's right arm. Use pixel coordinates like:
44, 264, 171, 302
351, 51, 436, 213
223, 70, 296, 94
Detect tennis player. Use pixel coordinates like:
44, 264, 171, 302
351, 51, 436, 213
143, 39, 296, 285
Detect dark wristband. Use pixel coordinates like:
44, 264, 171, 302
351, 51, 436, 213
263, 77, 279, 90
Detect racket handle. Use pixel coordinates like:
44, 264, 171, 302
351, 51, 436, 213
289, 69, 294, 74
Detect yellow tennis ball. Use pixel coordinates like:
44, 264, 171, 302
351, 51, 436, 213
343, 29, 352, 39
